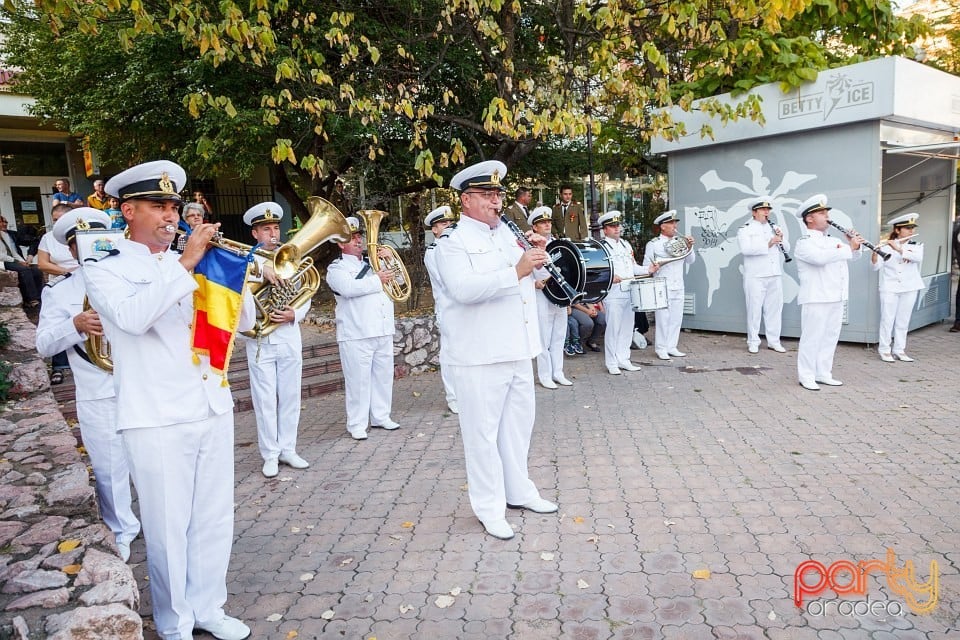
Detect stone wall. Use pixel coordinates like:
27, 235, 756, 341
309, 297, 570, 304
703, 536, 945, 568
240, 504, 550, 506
0, 272, 142, 640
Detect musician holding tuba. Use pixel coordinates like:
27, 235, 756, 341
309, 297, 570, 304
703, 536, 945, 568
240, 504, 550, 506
736, 197, 789, 354
643, 210, 696, 361
35, 207, 141, 563
239, 203, 311, 478
794, 193, 862, 391
325, 215, 401, 441
872, 213, 924, 362
599, 210, 659, 375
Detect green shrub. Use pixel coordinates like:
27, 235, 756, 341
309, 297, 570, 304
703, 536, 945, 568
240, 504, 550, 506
0, 322, 9, 348
0, 360, 11, 402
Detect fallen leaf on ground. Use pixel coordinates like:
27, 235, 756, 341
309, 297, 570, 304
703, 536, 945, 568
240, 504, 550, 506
62, 564, 81, 575
413, 391, 421, 397
321, 610, 335, 620
389, 535, 402, 540
290, 527, 300, 533
399, 604, 414, 614
577, 579, 590, 589
450, 587, 461, 596
401, 522, 414, 529
58, 540, 81, 553
664, 520, 676, 526
607, 524, 615, 529
299, 573, 314, 582
586, 536, 599, 543
693, 569, 711, 579
279, 477, 293, 482
285, 631, 298, 639
434, 595, 455, 608
573, 516, 584, 524
767, 611, 777, 621
340, 557, 354, 566
540, 552, 554, 561
266, 613, 283, 622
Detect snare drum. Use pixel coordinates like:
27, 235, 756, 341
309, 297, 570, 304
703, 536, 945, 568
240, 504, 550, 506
574, 239, 613, 303
629, 277, 668, 312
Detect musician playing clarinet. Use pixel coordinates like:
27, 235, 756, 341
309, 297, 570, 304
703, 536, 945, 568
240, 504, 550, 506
434, 160, 558, 541
872, 213, 924, 363
736, 197, 789, 354
794, 194, 862, 391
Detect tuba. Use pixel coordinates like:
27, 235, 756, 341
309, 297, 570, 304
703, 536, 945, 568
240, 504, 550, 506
243, 196, 353, 337
355, 209, 412, 302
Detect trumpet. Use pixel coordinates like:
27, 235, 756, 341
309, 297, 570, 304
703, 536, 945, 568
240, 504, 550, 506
826, 220, 891, 261
171, 226, 274, 277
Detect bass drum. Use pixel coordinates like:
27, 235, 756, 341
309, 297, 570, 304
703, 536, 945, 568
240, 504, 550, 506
574, 239, 613, 303
542, 239, 586, 306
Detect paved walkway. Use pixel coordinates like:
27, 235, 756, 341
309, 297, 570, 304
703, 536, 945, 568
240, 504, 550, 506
135, 322, 960, 639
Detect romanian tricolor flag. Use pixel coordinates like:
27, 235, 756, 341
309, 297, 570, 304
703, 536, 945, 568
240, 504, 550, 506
191, 246, 251, 380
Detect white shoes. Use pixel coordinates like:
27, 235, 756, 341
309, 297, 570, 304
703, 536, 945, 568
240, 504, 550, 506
117, 540, 131, 563
447, 400, 459, 414
894, 353, 915, 362
768, 344, 787, 353
507, 497, 559, 513
799, 380, 820, 391
539, 379, 559, 389
262, 458, 279, 478
655, 351, 671, 361
632, 331, 648, 349
279, 452, 309, 469
481, 519, 515, 540
816, 377, 843, 386
373, 419, 400, 430
880, 352, 895, 362
195, 615, 251, 640
554, 376, 573, 386
349, 430, 368, 441
667, 349, 686, 357
607, 367, 622, 375
619, 362, 641, 372
747, 345, 759, 354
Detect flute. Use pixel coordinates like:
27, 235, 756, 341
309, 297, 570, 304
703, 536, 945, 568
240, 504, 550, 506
500, 215, 584, 304
767, 218, 792, 263
826, 220, 891, 261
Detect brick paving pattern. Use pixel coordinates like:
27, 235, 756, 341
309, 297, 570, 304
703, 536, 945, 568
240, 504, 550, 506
133, 323, 960, 638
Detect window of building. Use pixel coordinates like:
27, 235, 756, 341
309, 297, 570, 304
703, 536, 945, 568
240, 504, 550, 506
0, 141, 69, 176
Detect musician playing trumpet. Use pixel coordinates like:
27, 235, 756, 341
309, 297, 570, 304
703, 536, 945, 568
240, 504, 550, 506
794, 194, 862, 391
240, 203, 311, 478
643, 210, 696, 361
736, 198, 789, 354
599, 210, 659, 375
872, 213, 924, 362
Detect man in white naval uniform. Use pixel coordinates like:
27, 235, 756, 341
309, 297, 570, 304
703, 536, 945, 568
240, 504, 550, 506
528, 205, 573, 389
643, 210, 696, 360
326, 216, 400, 441
599, 210, 658, 375
794, 193, 862, 391
736, 197, 789, 354
423, 205, 459, 413
871, 212, 924, 362
241, 202, 310, 478
435, 160, 558, 541
83, 161, 254, 640
35, 208, 140, 562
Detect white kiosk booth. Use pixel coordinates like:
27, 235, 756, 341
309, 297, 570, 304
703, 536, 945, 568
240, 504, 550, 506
651, 56, 959, 343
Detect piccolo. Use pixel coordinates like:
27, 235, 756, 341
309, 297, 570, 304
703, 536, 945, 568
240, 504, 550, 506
826, 220, 891, 261
767, 218, 792, 263
500, 215, 584, 304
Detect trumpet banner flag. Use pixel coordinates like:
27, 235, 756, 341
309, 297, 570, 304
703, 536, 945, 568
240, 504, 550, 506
191, 246, 250, 376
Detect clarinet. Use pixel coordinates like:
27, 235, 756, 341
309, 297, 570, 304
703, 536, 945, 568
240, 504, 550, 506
767, 218, 792, 263
827, 220, 891, 261
500, 215, 584, 304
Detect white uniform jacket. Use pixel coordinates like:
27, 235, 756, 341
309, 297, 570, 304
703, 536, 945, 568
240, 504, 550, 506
871, 242, 924, 294
601, 237, 651, 296
83, 239, 255, 430
794, 229, 861, 304
434, 216, 541, 366
737, 219, 789, 278
424, 241, 450, 323
642, 234, 696, 293
36, 273, 113, 401
325, 254, 395, 341
239, 254, 310, 350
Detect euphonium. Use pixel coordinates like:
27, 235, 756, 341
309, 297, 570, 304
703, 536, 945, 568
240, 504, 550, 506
243, 196, 353, 337
355, 209, 412, 302
84, 298, 113, 372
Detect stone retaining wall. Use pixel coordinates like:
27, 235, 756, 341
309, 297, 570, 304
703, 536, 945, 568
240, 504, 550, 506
0, 272, 142, 640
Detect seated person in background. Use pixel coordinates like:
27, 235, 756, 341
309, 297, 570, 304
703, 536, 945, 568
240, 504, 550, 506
564, 309, 581, 357
0, 216, 44, 308
571, 301, 606, 352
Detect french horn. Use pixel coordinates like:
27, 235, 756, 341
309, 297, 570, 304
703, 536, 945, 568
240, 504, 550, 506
354, 208, 412, 302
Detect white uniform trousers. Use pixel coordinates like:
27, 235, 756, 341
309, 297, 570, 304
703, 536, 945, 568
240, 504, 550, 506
603, 293, 633, 369
535, 297, 568, 384
449, 359, 541, 523
878, 289, 918, 355
798, 302, 843, 384
744, 275, 783, 348
76, 397, 140, 546
436, 320, 457, 407
122, 412, 235, 640
654, 291, 685, 354
339, 335, 394, 436
246, 342, 303, 461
